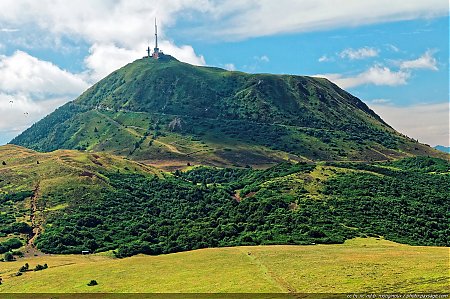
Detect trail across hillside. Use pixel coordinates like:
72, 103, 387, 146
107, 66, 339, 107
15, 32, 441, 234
239, 247, 297, 293
25, 182, 45, 257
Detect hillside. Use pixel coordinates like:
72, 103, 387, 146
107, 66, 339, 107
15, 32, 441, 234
0, 238, 448, 293
0, 144, 160, 256
9, 56, 445, 168
1, 144, 448, 258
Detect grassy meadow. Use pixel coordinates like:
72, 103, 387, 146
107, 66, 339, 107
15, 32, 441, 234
0, 238, 448, 293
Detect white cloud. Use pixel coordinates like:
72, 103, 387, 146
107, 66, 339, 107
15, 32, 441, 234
399, 50, 438, 70
192, 0, 448, 40
315, 65, 410, 89
224, 63, 236, 71
386, 44, 400, 52
0, 51, 89, 143
371, 98, 391, 104
253, 55, 270, 63
0, 1, 207, 45
0, 93, 72, 144
369, 102, 449, 146
0, 51, 88, 96
318, 55, 332, 62
0, 1, 446, 43
0, 28, 19, 32
160, 41, 205, 66
259, 55, 269, 62
339, 47, 379, 60
84, 41, 205, 82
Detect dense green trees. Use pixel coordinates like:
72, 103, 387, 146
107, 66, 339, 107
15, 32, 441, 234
323, 161, 449, 246
34, 158, 449, 257
1, 222, 32, 235
0, 191, 33, 203
0, 238, 23, 254
36, 163, 351, 257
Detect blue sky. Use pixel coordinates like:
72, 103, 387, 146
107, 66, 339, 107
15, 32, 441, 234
0, 0, 448, 146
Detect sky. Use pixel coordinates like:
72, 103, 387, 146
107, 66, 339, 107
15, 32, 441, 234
0, 0, 448, 146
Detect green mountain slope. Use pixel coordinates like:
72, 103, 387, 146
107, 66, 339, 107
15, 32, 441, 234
0, 144, 160, 255
1, 144, 448, 257
10, 56, 444, 167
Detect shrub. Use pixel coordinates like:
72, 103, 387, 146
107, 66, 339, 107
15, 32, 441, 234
34, 264, 48, 271
19, 263, 29, 272
12, 250, 24, 257
4, 252, 14, 261
2, 222, 32, 234
0, 238, 23, 252
87, 280, 98, 286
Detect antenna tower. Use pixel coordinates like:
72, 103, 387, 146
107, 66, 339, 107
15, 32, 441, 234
153, 18, 160, 59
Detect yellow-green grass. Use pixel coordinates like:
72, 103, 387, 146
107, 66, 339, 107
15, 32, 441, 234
0, 238, 448, 293
0, 144, 161, 194
0, 145, 163, 246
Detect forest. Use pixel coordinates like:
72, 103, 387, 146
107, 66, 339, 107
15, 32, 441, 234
33, 157, 449, 257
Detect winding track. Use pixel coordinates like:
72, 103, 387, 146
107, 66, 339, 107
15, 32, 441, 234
26, 182, 45, 256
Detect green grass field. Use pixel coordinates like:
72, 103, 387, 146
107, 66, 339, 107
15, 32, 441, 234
0, 238, 448, 293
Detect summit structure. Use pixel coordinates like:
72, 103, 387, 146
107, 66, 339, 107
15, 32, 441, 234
148, 18, 162, 59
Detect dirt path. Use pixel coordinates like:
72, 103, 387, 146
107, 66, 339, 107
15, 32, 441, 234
95, 110, 185, 155
94, 110, 141, 138
25, 182, 45, 257
153, 140, 184, 155
239, 248, 297, 294
232, 191, 242, 202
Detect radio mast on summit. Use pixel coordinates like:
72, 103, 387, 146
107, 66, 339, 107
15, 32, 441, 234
145, 18, 164, 59
152, 18, 160, 59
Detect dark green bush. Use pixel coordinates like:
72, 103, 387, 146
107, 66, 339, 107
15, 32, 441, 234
19, 263, 29, 272
4, 252, 14, 261
0, 238, 23, 254
87, 280, 98, 286
34, 264, 48, 271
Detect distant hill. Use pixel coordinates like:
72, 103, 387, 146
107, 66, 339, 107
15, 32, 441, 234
9, 56, 445, 168
434, 145, 450, 154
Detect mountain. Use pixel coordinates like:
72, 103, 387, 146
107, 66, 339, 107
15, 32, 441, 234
434, 145, 450, 154
10, 56, 445, 168
3, 56, 449, 259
